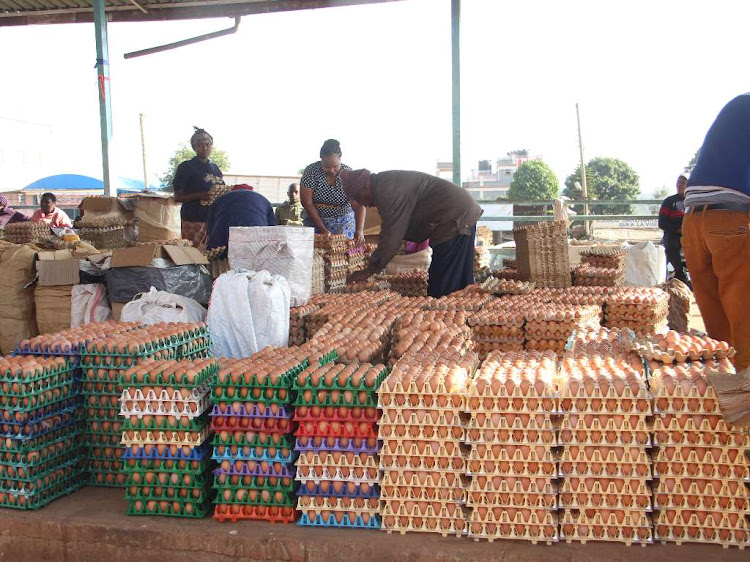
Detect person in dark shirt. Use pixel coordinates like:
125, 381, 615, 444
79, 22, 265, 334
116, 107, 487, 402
173, 127, 225, 247
206, 186, 276, 256
658, 174, 688, 285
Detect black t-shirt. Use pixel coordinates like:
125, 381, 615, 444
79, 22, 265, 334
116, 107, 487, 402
173, 156, 224, 222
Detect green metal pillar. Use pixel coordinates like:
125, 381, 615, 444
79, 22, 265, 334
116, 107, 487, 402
94, 0, 114, 196
451, 0, 461, 186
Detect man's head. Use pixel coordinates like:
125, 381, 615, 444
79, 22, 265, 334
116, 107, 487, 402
339, 169, 374, 206
677, 175, 688, 196
288, 183, 300, 204
40, 192, 56, 214
191, 127, 214, 161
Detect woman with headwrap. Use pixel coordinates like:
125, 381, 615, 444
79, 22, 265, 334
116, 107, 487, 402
173, 127, 225, 247
300, 139, 366, 245
0, 195, 29, 227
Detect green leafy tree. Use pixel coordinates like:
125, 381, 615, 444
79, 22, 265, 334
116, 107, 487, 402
650, 186, 670, 214
684, 149, 700, 174
508, 160, 559, 201
563, 157, 640, 215
159, 144, 231, 191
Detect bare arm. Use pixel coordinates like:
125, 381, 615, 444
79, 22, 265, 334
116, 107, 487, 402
352, 200, 366, 245
301, 187, 329, 235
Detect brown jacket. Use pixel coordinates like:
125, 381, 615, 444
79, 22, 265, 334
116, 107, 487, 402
367, 170, 483, 273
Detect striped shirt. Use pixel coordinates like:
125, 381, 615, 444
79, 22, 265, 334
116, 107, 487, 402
684, 185, 750, 209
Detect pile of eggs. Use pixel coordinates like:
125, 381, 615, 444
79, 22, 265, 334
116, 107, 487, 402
603, 288, 669, 336
572, 265, 624, 287
293, 362, 386, 528
121, 358, 216, 518
382, 270, 429, 297
636, 331, 734, 363
289, 303, 320, 346
479, 278, 535, 295
468, 304, 525, 359
0, 356, 83, 509
16, 321, 140, 355
580, 248, 628, 270
466, 350, 559, 543
390, 326, 472, 366
525, 305, 601, 356
378, 352, 474, 536
211, 349, 302, 523
80, 322, 210, 487
650, 362, 750, 547
557, 339, 654, 545
346, 243, 368, 276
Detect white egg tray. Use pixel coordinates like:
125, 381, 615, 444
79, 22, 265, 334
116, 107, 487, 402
378, 424, 465, 442
466, 491, 557, 510
654, 443, 748, 463
380, 440, 462, 458
380, 486, 465, 503
464, 429, 558, 448
380, 470, 466, 490
558, 490, 652, 511
559, 461, 651, 479
120, 427, 210, 447
652, 460, 748, 480
381, 515, 467, 537
654, 527, 748, 549
295, 451, 379, 471
652, 397, 723, 416
379, 407, 465, 426
467, 522, 558, 544
467, 379, 557, 400
296, 496, 379, 513
468, 443, 556, 462
559, 396, 652, 416
294, 465, 378, 483
467, 476, 557, 497
559, 510, 653, 546
654, 491, 749, 512
119, 394, 211, 419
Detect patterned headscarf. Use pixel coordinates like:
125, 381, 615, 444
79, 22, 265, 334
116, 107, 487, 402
0, 195, 8, 208
190, 127, 213, 149
339, 169, 371, 198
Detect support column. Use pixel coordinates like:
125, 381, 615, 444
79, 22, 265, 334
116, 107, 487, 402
94, 0, 114, 197
451, 0, 461, 187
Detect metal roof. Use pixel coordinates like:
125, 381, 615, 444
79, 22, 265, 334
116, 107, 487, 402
0, 0, 400, 26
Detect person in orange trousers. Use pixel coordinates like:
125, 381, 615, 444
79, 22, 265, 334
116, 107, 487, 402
682, 93, 750, 371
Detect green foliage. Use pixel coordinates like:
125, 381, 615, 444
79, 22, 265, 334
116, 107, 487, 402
563, 157, 640, 215
650, 186, 670, 214
159, 144, 231, 191
508, 160, 559, 201
684, 149, 700, 174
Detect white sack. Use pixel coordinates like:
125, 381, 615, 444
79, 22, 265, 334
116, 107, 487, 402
121, 287, 206, 325
625, 242, 666, 287
228, 226, 313, 307
385, 248, 432, 274
207, 269, 291, 358
71, 283, 112, 327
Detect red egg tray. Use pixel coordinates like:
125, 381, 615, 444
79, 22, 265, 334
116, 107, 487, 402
213, 504, 296, 524
293, 408, 380, 423
210, 416, 293, 434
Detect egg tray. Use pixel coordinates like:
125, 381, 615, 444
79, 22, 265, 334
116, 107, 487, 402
558, 490, 652, 511
294, 407, 380, 423
214, 462, 294, 480
655, 442, 748, 462
86, 456, 124, 474
123, 454, 210, 474
0, 406, 83, 441
0, 391, 80, 420
560, 413, 652, 432
378, 393, 466, 411
86, 471, 128, 487
559, 461, 651, 479
213, 488, 295, 508
378, 426, 465, 443
125, 466, 209, 487
83, 394, 120, 410
121, 413, 210, 433
211, 386, 292, 406
121, 442, 211, 462
559, 476, 652, 497
294, 391, 379, 409
298, 480, 379, 500
654, 526, 748, 549
293, 436, 379, 455
293, 367, 388, 393
119, 359, 218, 389
652, 396, 723, 416
296, 511, 379, 529
212, 446, 296, 464
653, 414, 746, 436
467, 489, 557, 510
653, 429, 748, 449
0, 474, 84, 510
468, 444, 558, 465
0, 460, 82, 494
83, 327, 210, 354
467, 474, 557, 495
652, 461, 748, 481
296, 452, 380, 473
558, 429, 652, 448
653, 510, 749, 532
380, 483, 464, 504
84, 443, 124, 461
212, 431, 293, 450
83, 408, 122, 423
214, 472, 295, 492
295, 421, 377, 440
381, 469, 467, 490
654, 492, 749, 512
294, 465, 379, 485
467, 523, 558, 544
466, 461, 556, 479
0, 426, 84, 464
119, 395, 212, 420
381, 514, 467, 537
0, 360, 77, 384
210, 416, 293, 434
213, 503, 296, 524
653, 475, 748, 497
466, 413, 558, 434
127, 497, 211, 518
468, 506, 557, 527
209, 403, 293, 420
467, 397, 559, 416
0, 451, 83, 482
380, 407, 466, 427
558, 511, 654, 546
120, 428, 211, 449
81, 350, 178, 370
126, 484, 211, 504
0, 371, 77, 399
465, 429, 556, 448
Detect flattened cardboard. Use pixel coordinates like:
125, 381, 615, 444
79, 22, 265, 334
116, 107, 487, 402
163, 245, 208, 266
81, 197, 122, 213
36, 259, 79, 286
110, 245, 163, 268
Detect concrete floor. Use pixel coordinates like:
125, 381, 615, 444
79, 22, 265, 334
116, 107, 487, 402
0, 487, 744, 562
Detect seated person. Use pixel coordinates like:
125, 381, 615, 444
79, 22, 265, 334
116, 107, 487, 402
0, 195, 29, 226
30, 192, 73, 228
275, 183, 304, 226
206, 186, 276, 255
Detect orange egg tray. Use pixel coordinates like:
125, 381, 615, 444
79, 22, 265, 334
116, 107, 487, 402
559, 509, 653, 546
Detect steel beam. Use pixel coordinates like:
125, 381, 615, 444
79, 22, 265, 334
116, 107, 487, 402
94, 0, 114, 196
451, 0, 460, 186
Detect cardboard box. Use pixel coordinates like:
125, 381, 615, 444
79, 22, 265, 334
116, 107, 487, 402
81, 197, 124, 213
36, 250, 80, 287
110, 244, 208, 268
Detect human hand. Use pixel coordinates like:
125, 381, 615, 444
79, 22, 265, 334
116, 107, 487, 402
347, 270, 372, 284
353, 231, 366, 247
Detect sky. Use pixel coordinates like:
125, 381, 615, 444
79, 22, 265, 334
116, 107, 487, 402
2, 0, 750, 198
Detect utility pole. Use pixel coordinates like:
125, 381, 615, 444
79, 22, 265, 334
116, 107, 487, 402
576, 103, 589, 235
451, 0, 461, 186
139, 113, 149, 191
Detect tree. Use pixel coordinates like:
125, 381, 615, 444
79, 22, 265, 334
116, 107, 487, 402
563, 157, 640, 215
650, 186, 670, 214
684, 149, 700, 174
159, 144, 231, 191
508, 160, 559, 201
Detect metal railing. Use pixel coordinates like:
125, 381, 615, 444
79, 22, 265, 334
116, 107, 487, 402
475, 199, 663, 223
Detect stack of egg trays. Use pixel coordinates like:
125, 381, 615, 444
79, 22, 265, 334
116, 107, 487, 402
467, 307, 525, 360
120, 359, 217, 517
80, 325, 212, 487
650, 364, 749, 549
378, 358, 473, 537
464, 351, 560, 544
211, 356, 307, 524
292, 363, 388, 529
0, 356, 85, 509
557, 359, 654, 546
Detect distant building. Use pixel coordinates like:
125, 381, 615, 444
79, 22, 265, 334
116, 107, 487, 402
223, 173, 301, 204
435, 161, 453, 181
463, 150, 533, 201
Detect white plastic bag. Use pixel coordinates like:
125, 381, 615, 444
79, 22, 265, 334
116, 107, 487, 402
71, 284, 112, 327
385, 248, 433, 274
120, 287, 207, 325
625, 242, 666, 287
207, 269, 291, 358
228, 226, 313, 307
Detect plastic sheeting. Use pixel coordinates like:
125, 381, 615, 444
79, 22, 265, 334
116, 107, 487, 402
106, 265, 212, 305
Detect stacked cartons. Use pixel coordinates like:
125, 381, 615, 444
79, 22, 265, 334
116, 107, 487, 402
378, 352, 475, 536
513, 221, 570, 288
468, 304, 526, 360
211, 349, 305, 524
312, 249, 326, 295
120, 359, 216, 517
293, 362, 386, 529
465, 350, 559, 543
604, 289, 669, 336
650, 361, 749, 549
4, 222, 50, 244
524, 305, 601, 356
